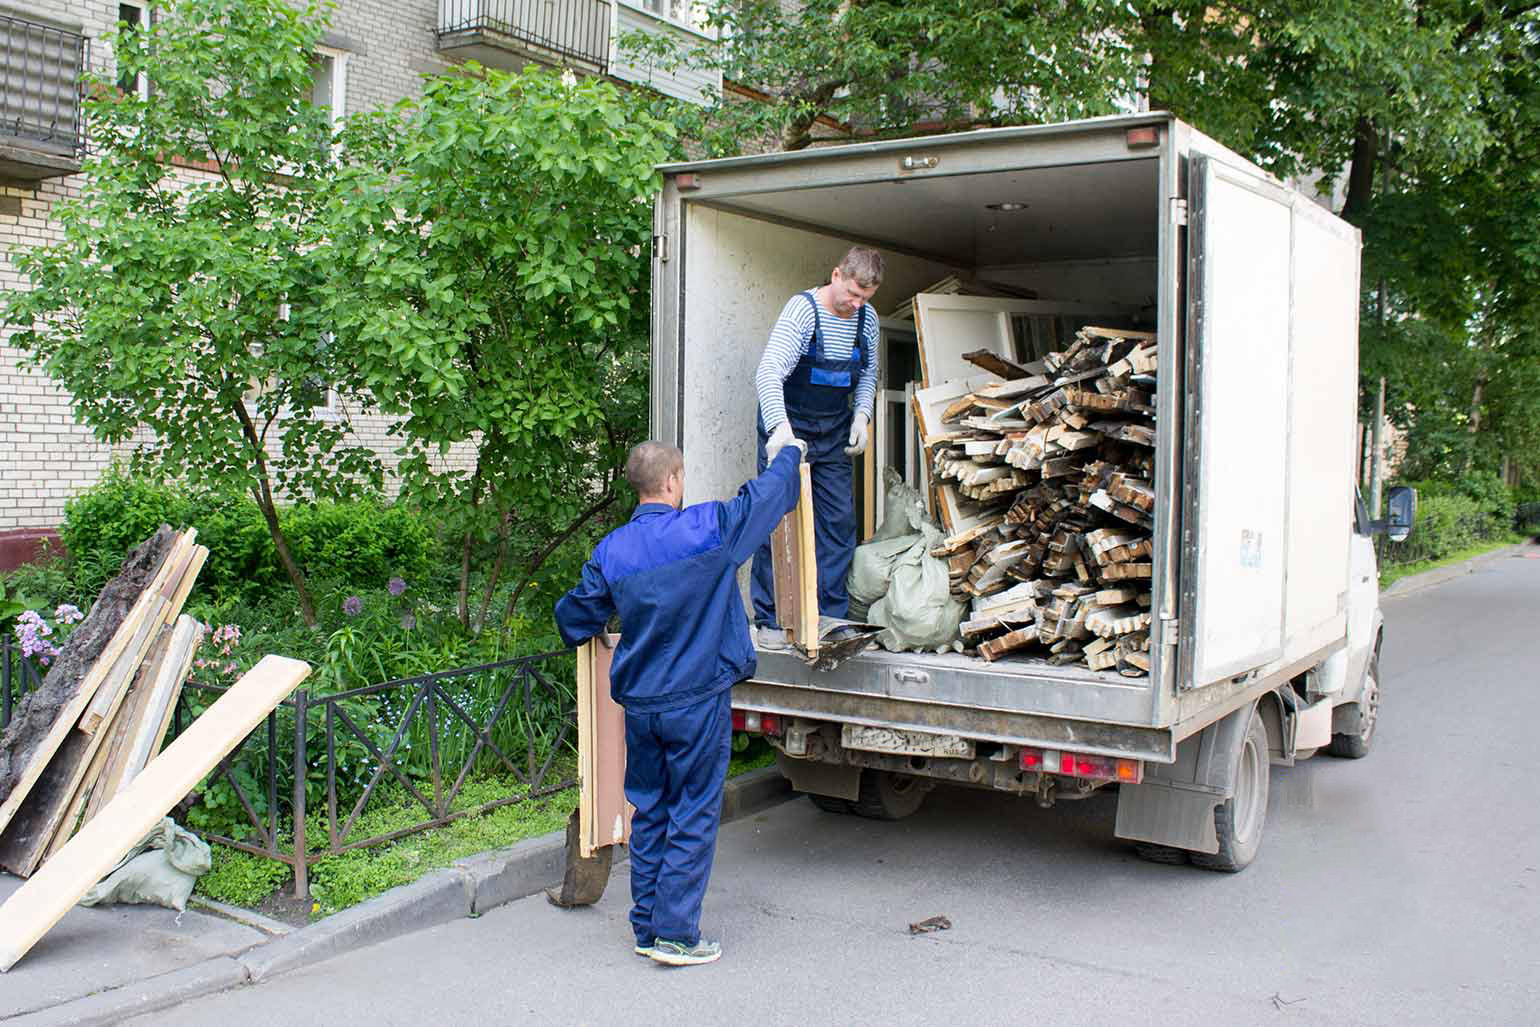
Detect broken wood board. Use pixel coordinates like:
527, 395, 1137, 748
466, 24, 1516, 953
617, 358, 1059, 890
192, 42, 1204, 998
770, 461, 819, 656
913, 294, 1139, 388
0, 535, 203, 876
0, 654, 311, 973
0, 529, 179, 840
577, 635, 631, 860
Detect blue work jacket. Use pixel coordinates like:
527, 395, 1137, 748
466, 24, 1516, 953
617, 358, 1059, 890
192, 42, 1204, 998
554, 447, 803, 713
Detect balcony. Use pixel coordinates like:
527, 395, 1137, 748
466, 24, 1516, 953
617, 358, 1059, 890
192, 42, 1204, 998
437, 0, 612, 77
0, 12, 88, 183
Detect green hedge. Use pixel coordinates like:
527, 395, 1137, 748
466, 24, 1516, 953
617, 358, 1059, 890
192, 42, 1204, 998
59, 471, 434, 597
1382, 475, 1517, 568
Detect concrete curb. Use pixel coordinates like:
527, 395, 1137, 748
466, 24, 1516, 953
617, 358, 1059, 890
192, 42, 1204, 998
8, 955, 251, 1027
41, 767, 794, 1023
1382, 542, 1533, 599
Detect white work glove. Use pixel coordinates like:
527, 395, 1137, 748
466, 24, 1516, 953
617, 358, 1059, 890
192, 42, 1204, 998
843, 410, 870, 456
766, 420, 799, 462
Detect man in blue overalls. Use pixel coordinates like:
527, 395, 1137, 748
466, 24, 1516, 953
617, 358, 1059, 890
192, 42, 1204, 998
555, 439, 805, 966
751, 246, 884, 647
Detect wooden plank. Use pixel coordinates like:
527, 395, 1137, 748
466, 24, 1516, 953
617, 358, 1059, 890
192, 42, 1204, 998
0, 595, 170, 877
0, 654, 311, 973
577, 636, 630, 860
78, 532, 193, 735
0, 530, 179, 838
770, 463, 820, 655
914, 294, 1139, 388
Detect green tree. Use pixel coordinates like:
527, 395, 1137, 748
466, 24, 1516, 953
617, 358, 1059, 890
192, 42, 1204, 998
320, 67, 673, 633
1, 0, 380, 626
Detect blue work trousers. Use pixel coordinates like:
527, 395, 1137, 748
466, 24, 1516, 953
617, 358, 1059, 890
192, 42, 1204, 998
750, 417, 855, 626
623, 688, 732, 947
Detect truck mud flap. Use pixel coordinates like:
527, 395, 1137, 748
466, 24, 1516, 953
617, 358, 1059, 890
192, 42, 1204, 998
775, 752, 861, 801
1114, 782, 1222, 854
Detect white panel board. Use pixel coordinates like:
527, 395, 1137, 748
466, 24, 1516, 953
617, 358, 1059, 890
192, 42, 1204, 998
913, 294, 1135, 387
1189, 160, 1292, 686
1282, 200, 1360, 655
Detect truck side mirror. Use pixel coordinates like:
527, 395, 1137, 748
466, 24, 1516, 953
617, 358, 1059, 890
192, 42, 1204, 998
1385, 486, 1416, 543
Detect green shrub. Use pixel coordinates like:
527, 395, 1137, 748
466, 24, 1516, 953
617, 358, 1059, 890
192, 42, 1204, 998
58, 470, 192, 593
273, 501, 433, 592
199, 846, 292, 906
1383, 487, 1514, 567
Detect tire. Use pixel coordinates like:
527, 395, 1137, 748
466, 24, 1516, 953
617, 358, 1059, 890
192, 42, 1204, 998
852, 770, 929, 821
1190, 707, 1270, 873
808, 793, 855, 815
1133, 842, 1189, 866
1328, 655, 1380, 759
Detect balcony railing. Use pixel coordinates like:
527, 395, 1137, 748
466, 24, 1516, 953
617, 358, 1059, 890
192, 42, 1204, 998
437, 0, 612, 75
0, 12, 88, 178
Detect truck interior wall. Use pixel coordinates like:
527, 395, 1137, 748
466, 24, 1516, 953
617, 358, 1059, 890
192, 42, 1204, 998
977, 257, 1158, 310
678, 204, 956, 508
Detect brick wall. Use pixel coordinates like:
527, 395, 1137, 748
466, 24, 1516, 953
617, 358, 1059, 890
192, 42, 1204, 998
0, 0, 474, 531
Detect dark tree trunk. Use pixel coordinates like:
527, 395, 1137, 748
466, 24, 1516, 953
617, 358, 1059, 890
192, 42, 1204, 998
232, 401, 317, 627
1340, 116, 1379, 224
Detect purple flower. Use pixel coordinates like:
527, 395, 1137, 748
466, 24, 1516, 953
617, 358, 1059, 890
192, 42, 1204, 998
388, 577, 407, 597
54, 604, 84, 625
342, 596, 363, 616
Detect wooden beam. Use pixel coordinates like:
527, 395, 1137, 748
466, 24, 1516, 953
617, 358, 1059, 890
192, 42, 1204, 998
0, 654, 311, 973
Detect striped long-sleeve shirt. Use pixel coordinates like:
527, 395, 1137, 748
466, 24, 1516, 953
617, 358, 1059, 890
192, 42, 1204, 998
755, 291, 880, 431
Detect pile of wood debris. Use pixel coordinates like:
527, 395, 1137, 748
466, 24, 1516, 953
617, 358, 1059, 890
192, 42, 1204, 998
0, 527, 208, 877
920, 326, 1159, 675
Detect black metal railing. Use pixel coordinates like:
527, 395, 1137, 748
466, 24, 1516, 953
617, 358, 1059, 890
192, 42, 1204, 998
0, 641, 578, 898
171, 650, 578, 897
0, 12, 88, 156
437, 0, 612, 73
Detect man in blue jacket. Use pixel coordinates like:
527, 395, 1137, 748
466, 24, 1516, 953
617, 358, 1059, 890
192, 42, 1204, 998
555, 437, 805, 967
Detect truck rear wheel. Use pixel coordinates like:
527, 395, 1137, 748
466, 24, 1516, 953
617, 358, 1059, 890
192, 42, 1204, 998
852, 770, 929, 821
808, 794, 855, 815
1328, 655, 1379, 759
1190, 707, 1269, 873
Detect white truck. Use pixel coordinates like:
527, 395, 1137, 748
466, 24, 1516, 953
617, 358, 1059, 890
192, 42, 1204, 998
648, 112, 1414, 871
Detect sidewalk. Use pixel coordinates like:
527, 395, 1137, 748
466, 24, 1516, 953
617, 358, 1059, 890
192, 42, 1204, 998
1381, 540, 1536, 599
0, 767, 791, 1026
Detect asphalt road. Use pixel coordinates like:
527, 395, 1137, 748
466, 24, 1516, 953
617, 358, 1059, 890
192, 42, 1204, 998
130, 549, 1540, 1026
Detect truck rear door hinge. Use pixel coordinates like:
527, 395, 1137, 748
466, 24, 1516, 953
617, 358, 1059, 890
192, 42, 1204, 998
1161, 618, 1179, 646
1170, 198, 1188, 227
654, 233, 669, 263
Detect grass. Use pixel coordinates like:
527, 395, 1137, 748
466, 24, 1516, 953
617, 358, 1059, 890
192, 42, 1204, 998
199, 735, 780, 917
1379, 532, 1529, 590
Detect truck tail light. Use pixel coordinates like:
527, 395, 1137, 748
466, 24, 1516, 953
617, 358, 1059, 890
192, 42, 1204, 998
1020, 746, 1141, 783
731, 710, 784, 736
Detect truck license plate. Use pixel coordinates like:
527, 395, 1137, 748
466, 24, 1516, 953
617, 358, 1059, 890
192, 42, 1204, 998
841, 724, 974, 759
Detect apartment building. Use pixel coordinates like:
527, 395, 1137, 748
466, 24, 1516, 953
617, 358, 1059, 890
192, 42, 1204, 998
0, 0, 718, 553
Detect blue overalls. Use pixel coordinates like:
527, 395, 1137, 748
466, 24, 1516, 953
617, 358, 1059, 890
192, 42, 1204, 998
554, 447, 803, 948
752, 290, 869, 627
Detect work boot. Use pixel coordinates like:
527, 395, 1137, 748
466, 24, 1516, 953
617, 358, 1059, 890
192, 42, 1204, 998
756, 626, 788, 650
650, 938, 722, 966
633, 940, 655, 957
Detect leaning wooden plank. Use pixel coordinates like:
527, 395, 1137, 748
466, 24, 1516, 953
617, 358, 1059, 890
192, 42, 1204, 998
793, 462, 819, 657
77, 616, 206, 838
0, 593, 172, 877
79, 535, 198, 735
0, 654, 311, 973
771, 462, 819, 654
0, 528, 178, 838
41, 622, 179, 862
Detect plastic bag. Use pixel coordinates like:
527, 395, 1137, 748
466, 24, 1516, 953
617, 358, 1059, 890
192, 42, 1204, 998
870, 524, 966, 652
79, 817, 212, 912
847, 469, 943, 620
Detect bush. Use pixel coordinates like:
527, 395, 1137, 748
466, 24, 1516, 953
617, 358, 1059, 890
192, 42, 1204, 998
57, 473, 434, 599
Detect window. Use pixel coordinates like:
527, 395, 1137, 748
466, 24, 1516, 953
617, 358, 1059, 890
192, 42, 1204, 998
309, 46, 348, 138
116, 3, 150, 99
641, 0, 710, 34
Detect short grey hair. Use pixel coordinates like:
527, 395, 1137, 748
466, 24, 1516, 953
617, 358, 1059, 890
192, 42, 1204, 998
837, 246, 885, 288
625, 441, 683, 497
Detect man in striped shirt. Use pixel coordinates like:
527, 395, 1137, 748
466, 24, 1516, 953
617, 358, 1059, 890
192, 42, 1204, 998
750, 246, 884, 648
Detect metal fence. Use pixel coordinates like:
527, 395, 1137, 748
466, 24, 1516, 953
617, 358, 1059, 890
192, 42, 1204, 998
0, 12, 89, 156
0, 642, 578, 898
438, 0, 612, 73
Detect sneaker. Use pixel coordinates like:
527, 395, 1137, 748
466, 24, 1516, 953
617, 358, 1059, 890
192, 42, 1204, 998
649, 938, 722, 966
634, 941, 655, 957
756, 626, 788, 650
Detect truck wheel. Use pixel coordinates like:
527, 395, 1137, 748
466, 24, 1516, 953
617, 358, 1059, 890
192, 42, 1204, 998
852, 770, 928, 821
1190, 707, 1269, 873
808, 794, 854, 815
1133, 842, 1188, 866
1328, 655, 1379, 759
